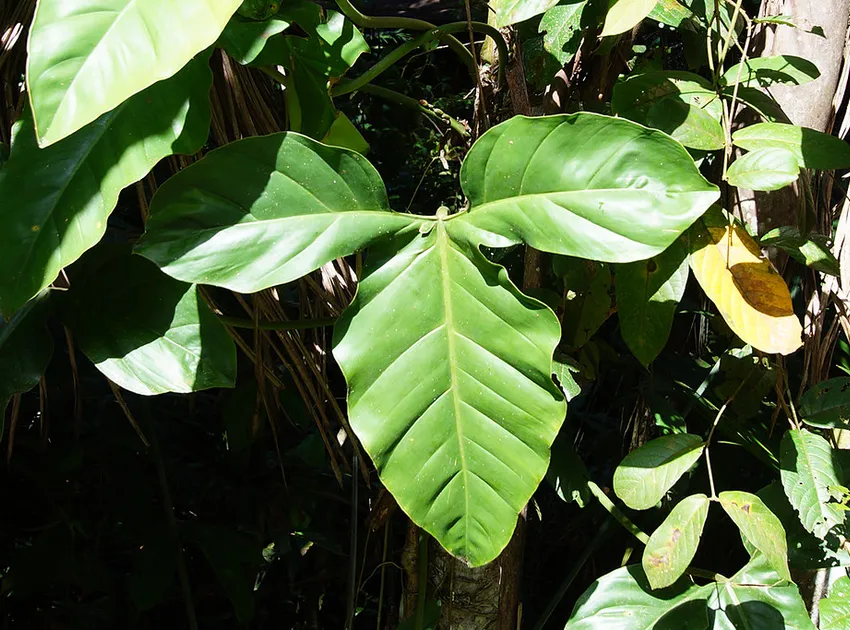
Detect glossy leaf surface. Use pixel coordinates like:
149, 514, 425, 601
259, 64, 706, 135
799, 378, 850, 428
612, 71, 723, 150
779, 429, 844, 539
726, 148, 800, 192
719, 490, 792, 581
688, 208, 802, 355
0, 294, 52, 418
0, 55, 212, 317
566, 554, 814, 629
61, 253, 236, 396
333, 223, 566, 567
457, 114, 719, 263
721, 55, 820, 89
760, 227, 840, 276
613, 434, 704, 510
616, 240, 689, 365
602, 0, 658, 37
27, 0, 238, 146
733, 123, 850, 171
820, 576, 850, 630
136, 133, 420, 293
491, 0, 560, 27
643, 493, 709, 589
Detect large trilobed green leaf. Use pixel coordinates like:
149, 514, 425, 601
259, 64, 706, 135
779, 429, 844, 539
456, 114, 719, 263
566, 555, 815, 629
0, 293, 53, 423
613, 434, 704, 510
60, 252, 236, 396
333, 222, 566, 567
135, 133, 421, 294
0, 54, 212, 317
26, 0, 240, 146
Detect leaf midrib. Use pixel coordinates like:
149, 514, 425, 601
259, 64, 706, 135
437, 225, 470, 555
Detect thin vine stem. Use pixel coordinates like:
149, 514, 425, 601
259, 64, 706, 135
587, 480, 650, 545
333, 0, 478, 78
332, 22, 507, 97
357, 83, 469, 137
704, 376, 750, 498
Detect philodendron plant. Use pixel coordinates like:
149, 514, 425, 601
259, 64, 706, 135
133, 113, 718, 565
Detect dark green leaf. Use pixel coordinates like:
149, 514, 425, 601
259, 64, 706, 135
722, 55, 820, 89
60, 252, 236, 396
546, 432, 590, 507
218, 13, 293, 64
616, 240, 689, 365
733, 123, 850, 170
726, 148, 800, 192
0, 54, 212, 317
26, 0, 238, 146
780, 429, 844, 539
333, 223, 566, 567
558, 258, 612, 350
723, 87, 790, 123
799, 378, 850, 428
760, 226, 839, 276
457, 114, 719, 263
0, 293, 52, 420
136, 132, 421, 294
613, 434, 704, 510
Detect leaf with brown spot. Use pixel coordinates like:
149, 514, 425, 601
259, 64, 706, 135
719, 490, 792, 581
688, 207, 802, 355
643, 494, 710, 589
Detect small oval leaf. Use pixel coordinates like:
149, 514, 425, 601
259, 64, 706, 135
643, 493, 710, 590
727, 148, 801, 192
613, 434, 704, 510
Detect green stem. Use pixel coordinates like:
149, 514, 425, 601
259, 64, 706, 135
334, 0, 478, 78
358, 84, 469, 137
218, 316, 336, 331
332, 21, 507, 97
587, 481, 650, 545
261, 67, 301, 132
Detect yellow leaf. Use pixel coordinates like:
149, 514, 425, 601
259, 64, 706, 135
689, 208, 802, 355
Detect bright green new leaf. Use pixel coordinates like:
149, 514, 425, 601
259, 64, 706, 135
760, 226, 840, 276
0, 293, 52, 421
643, 493, 709, 589
799, 378, 850, 428
456, 114, 719, 263
566, 554, 815, 629
540, 1, 588, 66
780, 429, 844, 539
602, 0, 658, 37
611, 72, 723, 149
136, 133, 421, 294
322, 111, 370, 155
491, 0, 561, 28
616, 240, 689, 365
722, 55, 820, 89
719, 490, 792, 581
333, 222, 566, 567
60, 253, 236, 396
733, 123, 850, 171
820, 576, 850, 630
726, 148, 800, 192
613, 434, 704, 510
0, 55, 212, 317
647, 0, 695, 28
26, 0, 238, 146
